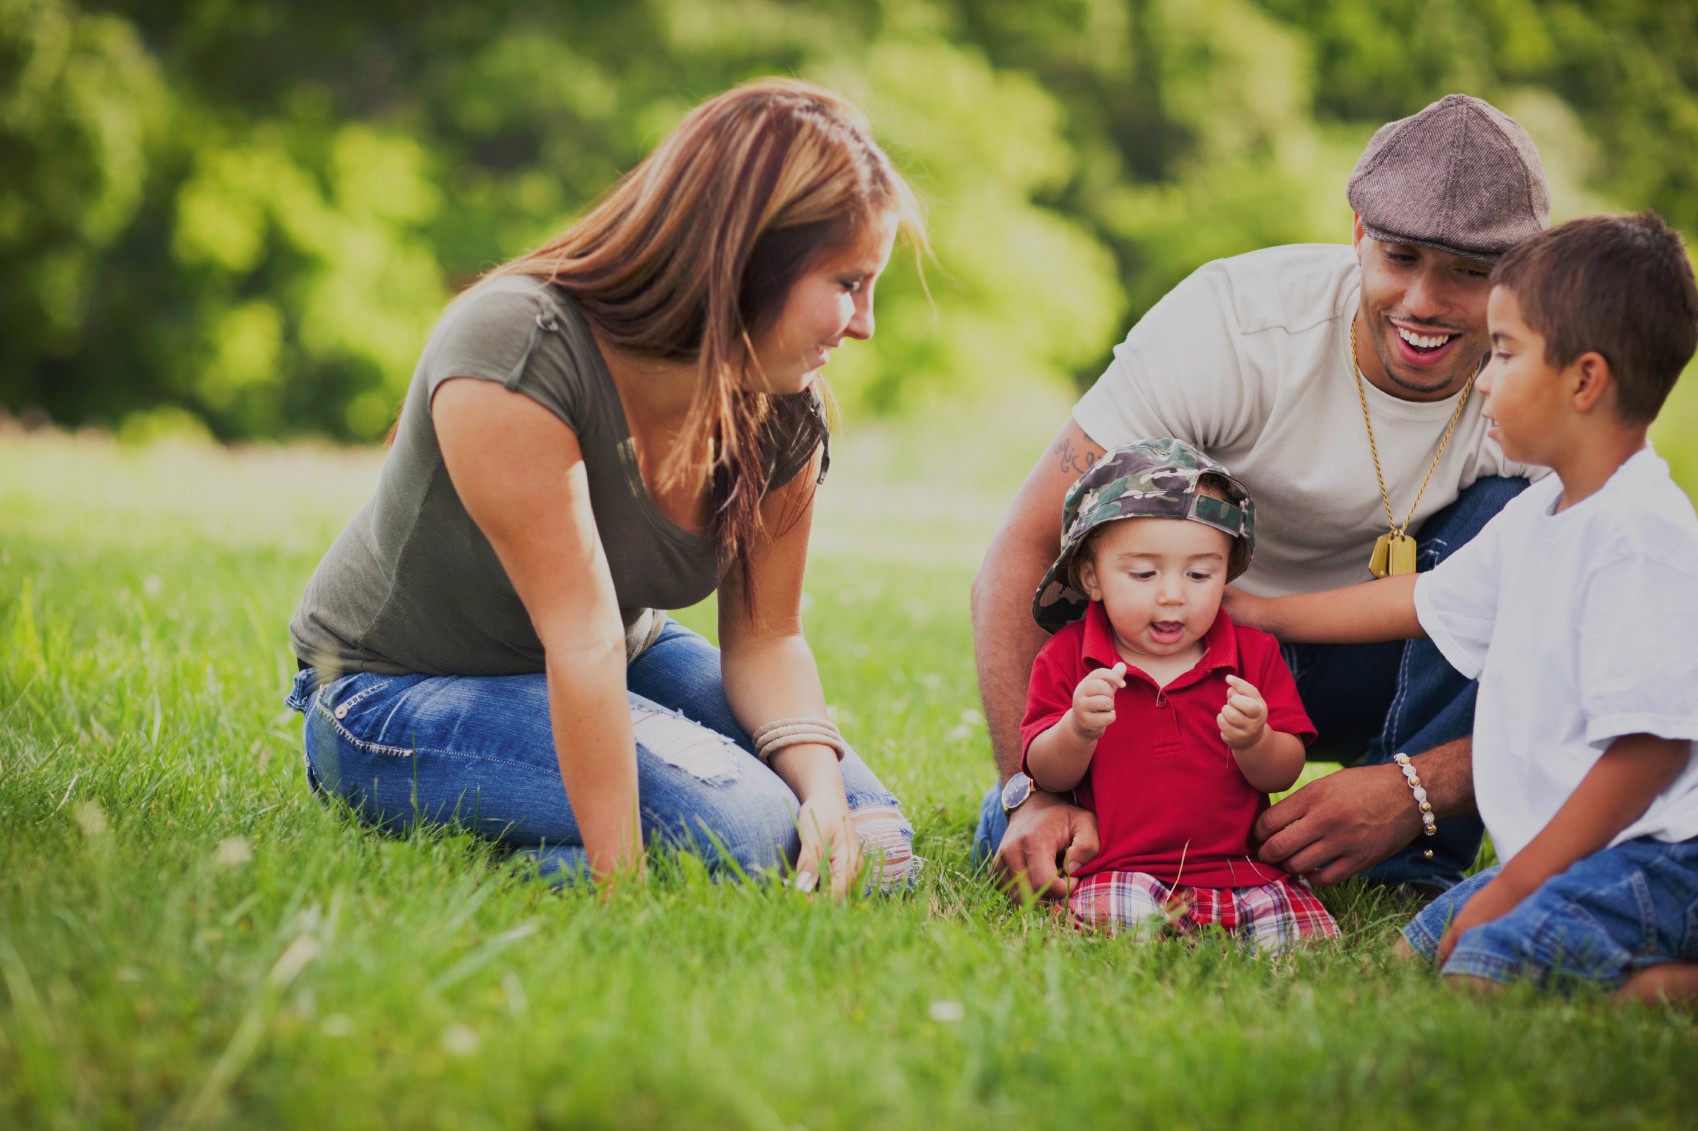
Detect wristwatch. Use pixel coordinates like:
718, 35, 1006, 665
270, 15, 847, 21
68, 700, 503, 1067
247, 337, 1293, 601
1001, 771, 1036, 814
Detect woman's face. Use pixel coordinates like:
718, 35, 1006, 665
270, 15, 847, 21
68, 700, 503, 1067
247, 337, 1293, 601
747, 212, 898, 394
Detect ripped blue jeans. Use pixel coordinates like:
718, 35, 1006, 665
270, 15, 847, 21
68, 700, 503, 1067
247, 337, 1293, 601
285, 619, 913, 887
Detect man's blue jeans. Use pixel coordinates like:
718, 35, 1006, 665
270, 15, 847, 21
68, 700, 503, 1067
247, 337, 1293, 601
974, 476, 1529, 891
287, 619, 913, 885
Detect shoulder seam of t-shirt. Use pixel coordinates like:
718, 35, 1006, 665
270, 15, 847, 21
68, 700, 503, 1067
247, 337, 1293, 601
1223, 245, 1355, 339
499, 292, 554, 391
423, 281, 558, 395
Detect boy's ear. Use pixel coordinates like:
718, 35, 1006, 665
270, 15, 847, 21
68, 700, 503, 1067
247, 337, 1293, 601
1568, 351, 1614, 415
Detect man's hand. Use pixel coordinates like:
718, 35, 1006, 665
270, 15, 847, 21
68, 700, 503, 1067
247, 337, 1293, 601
1253, 762, 1420, 885
991, 791, 1100, 903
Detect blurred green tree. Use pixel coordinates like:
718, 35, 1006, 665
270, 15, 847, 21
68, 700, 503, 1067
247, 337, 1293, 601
0, 0, 1693, 441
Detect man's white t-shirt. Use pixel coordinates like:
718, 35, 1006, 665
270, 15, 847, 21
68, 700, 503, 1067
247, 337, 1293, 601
1414, 448, 1698, 863
1074, 244, 1537, 597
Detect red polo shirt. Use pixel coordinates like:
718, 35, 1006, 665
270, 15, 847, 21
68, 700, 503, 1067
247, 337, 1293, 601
1021, 601, 1315, 888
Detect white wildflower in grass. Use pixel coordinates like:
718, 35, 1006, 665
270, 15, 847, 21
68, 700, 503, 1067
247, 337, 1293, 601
928, 1000, 965, 1023
215, 836, 253, 867
502, 972, 529, 1017
442, 1024, 479, 1056
73, 799, 109, 838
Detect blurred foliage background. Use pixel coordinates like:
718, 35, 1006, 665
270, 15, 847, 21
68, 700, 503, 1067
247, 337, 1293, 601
4, 0, 1697, 447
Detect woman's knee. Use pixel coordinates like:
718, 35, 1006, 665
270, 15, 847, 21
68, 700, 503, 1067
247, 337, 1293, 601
850, 799, 917, 891
683, 796, 800, 878
631, 701, 791, 873
837, 751, 916, 890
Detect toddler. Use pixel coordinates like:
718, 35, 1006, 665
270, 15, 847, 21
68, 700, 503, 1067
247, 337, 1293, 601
1022, 438, 1336, 952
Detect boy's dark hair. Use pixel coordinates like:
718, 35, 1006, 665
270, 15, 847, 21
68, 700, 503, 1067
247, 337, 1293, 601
1491, 211, 1698, 424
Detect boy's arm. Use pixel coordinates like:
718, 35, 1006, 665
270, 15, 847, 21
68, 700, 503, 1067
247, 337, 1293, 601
1435, 733, 1692, 964
1225, 574, 1423, 643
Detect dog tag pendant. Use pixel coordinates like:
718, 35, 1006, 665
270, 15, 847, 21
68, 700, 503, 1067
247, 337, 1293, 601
1387, 532, 1417, 575
1369, 532, 1418, 578
1369, 533, 1391, 578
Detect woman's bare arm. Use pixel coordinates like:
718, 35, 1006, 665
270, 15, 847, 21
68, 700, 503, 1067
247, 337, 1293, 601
433, 377, 641, 883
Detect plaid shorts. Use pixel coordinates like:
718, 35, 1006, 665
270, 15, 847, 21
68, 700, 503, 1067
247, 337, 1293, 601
1067, 870, 1339, 954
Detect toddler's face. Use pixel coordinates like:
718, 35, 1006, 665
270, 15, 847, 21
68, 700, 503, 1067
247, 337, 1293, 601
1077, 516, 1230, 666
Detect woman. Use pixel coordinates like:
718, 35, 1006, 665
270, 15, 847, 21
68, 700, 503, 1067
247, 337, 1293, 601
285, 79, 923, 896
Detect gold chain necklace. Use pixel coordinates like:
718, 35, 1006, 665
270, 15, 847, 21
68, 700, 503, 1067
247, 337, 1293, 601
1349, 321, 1479, 578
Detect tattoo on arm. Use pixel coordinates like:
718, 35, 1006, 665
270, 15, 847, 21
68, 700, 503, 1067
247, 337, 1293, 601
1054, 437, 1098, 477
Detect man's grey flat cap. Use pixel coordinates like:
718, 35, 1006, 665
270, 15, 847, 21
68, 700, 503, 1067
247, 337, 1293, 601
1347, 93, 1550, 261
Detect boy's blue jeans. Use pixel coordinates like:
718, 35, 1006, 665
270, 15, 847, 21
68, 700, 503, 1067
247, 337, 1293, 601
974, 475, 1529, 892
286, 618, 913, 885
1404, 835, 1698, 990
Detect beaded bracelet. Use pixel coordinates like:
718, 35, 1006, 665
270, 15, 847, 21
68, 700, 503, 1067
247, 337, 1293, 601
751, 717, 847, 764
1392, 752, 1437, 858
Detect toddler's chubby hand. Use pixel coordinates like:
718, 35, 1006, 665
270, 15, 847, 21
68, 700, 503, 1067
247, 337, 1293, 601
1217, 673, 1268, 750
1069, 662, 1127, 740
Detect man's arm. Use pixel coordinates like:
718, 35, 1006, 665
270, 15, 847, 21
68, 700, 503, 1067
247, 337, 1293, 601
1226, 573, 1453, 884
971, 419, 1106, 899
1254, 737, 1474, 884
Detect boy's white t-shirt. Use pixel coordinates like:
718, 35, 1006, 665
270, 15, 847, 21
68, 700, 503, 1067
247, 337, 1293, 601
1414, 447, 1698, 863
1074, 244, 1537, 598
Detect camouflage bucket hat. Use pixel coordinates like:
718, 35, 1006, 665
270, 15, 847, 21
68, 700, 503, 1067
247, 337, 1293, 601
1031, 438, 1256, 634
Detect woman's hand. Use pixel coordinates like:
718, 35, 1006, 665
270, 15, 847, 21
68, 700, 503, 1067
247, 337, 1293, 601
793, 791, 863, 899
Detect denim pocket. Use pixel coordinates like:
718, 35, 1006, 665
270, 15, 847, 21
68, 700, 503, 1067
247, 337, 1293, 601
326, 676, 394, 721
314, 674, 418, 757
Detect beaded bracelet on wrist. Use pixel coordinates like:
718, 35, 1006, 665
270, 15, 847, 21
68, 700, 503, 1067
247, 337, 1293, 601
1392, 752, 1437, 859
751, 717, 847, 764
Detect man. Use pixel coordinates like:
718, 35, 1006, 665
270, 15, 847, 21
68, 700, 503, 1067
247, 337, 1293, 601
972, 94, 1551, 900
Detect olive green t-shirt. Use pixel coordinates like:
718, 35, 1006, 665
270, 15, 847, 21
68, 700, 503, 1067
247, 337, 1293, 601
289, 276, 824, 676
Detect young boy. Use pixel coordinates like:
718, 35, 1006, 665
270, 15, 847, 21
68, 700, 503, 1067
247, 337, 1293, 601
1022, 438, 1336, 952
1230, 212, 1698, 1000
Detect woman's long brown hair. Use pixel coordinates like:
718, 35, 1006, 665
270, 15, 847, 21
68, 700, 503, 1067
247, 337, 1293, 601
486, 78, 924, 611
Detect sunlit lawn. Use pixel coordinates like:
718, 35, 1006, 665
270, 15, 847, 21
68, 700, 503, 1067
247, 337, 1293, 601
4, 395, 1698, 1129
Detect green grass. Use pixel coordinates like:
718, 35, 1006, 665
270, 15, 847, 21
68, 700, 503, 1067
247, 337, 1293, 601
4, 407, 1697, 1130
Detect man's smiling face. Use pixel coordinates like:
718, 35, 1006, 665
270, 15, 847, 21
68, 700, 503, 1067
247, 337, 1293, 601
1352, 217, 1495, 402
